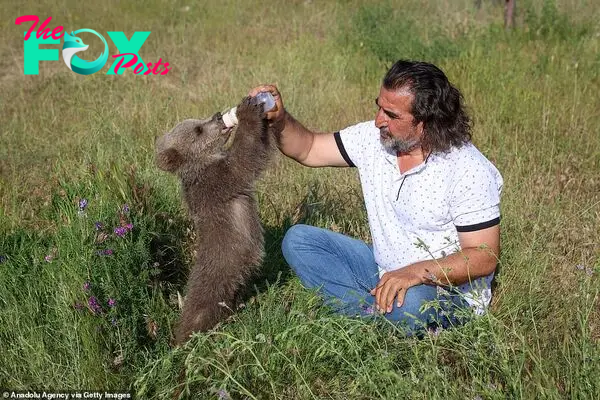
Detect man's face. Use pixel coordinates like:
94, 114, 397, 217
374, 86, 424, 154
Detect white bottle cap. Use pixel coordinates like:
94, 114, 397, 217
222, 106, 238, 128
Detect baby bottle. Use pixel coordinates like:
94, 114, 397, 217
221, 91, 276, 128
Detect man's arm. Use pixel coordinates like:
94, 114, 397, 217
249, 84, 349, 167
370, 225, 500, 313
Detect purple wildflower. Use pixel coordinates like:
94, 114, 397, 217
114, 226, 127, 237
363, 305, 375, 315
108, 298, 116, 307
217, 389, 230, 400
88, 296, 101, 313
73, 302, 84, 311
44, 254, 53, 263
125, 223, 133, 231
586, 267, 594, 276
88, 296, 102, 314
576, 264, 585, 271
122, 204, 130, 213
79, 198, 88, 211
94, 221, 103, 230
83, 281, 91, 291
96, 249, 114, 256
111, 317, 118, 326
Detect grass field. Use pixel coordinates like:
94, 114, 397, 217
1, 0, 599, 398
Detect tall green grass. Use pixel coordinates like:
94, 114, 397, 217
1, 0, 599, 398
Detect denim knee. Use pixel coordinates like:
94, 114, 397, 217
282, 224, 308, 263
386, 285, 470, 332
282, 224, 322, 275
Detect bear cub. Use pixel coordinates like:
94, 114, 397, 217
156, 97, 275, 344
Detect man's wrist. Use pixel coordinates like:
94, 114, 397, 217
394, 262, 428, 286
411, 260, 439, 285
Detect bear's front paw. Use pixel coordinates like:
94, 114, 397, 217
236, 96, 265, 124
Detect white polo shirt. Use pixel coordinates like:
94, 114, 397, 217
335, 121, 503, 314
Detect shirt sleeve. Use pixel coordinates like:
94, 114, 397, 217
450, 159, 503, 232
334, 121, 378, 169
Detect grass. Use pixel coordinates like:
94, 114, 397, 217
1, 0, 599, 398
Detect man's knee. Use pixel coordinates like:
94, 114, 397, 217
388, 285, 471, 332
388, 285, 439, 328
400, 285, 434, 313
282, 224, 312, 263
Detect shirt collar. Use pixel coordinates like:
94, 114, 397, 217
382, 144, 433, 176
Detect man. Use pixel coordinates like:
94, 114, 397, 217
250, 60, 503, 333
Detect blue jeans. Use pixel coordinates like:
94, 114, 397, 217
282, 224, 472, 334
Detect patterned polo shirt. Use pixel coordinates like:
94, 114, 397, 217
335, 120, 503, 313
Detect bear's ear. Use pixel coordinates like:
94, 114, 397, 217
156, 147, 183, 173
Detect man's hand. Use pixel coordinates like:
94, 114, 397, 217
370, 266, 424, 313
249, 84, 284, 124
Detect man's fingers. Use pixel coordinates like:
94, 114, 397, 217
396, 287, 407, 309
384, 284, 402, 313
379, 280, 405, 313
372, 286, 384, 311
370, 281, 384, 295
379, 281, 398, 313
248, 84, 284, 121
249, 84, 278, 98
248, 85, 269, 97
370, 270, 418, 313
371, 275, 389, 310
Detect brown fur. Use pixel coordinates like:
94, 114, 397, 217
156, 97, 275, 345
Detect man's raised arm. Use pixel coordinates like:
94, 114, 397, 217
249, 84, 349, 168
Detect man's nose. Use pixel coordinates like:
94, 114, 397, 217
374, 108, 387, 128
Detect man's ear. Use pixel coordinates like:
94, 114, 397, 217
156, 147, 182, 173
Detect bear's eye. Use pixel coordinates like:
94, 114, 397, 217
194, 126, 203, 136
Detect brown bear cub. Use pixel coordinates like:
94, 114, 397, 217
156, 97, 275, 345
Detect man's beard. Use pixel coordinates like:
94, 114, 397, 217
379, 128, 421, 153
